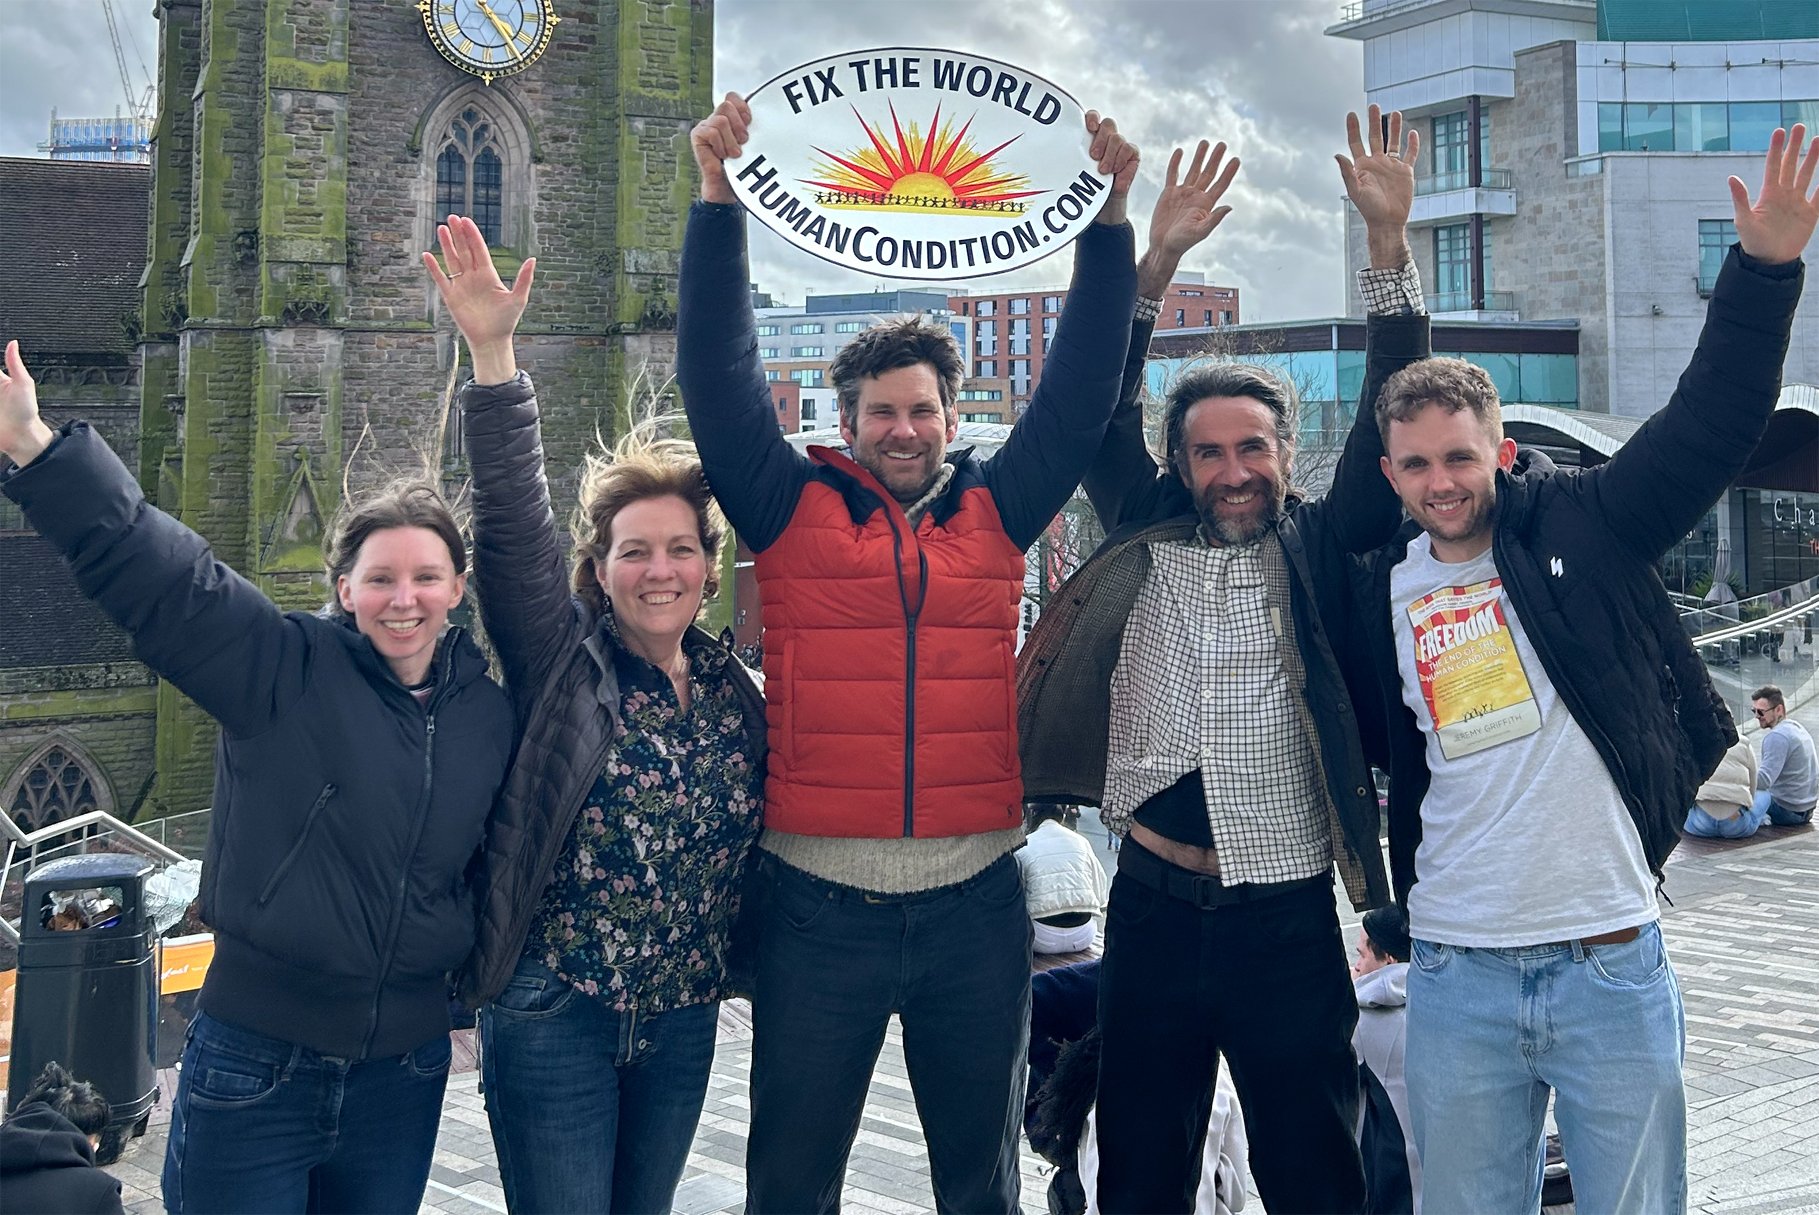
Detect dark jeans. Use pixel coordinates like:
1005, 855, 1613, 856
480, 956, 719, 1214
1095, 851, 1365, 1214
161, 1011, 450, 1214
746, 853, 1032, 1214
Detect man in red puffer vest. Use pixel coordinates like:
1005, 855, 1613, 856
679, 91, 1161, 1214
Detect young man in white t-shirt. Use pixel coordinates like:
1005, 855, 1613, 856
1354, 126, 1818, 1213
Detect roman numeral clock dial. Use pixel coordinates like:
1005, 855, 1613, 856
418, 0, 558, 84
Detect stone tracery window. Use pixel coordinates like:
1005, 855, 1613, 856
8, 745, 102, 834
435, 108, 506, 245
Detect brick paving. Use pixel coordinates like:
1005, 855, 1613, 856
104, 708, 1819, 1213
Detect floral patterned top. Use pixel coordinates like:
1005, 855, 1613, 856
525, 622, 763, 1014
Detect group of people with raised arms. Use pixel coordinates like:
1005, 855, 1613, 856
1, 74, 1814, 1215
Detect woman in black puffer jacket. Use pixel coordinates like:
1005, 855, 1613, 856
0, 337, 513, 1214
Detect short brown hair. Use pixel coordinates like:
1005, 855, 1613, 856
1163, 363, 1298, 471
1376, 357, 1503, 447
829, 316, 964, 430
323, 479, 466, 620
569, 419, 725, 615
1752, 685, 1786, 710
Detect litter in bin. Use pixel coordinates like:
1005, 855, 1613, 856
41, 888, 124, 932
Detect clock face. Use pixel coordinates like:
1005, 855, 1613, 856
418, 0, 558, 83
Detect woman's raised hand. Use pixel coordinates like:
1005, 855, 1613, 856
0, 340, 55, 467
422, 214, 536, 385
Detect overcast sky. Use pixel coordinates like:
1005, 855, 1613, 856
2, 0, 1362, 319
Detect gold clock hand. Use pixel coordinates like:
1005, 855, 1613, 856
474, 0, 517, 49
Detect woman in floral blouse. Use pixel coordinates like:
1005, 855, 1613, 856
425, 215, 765, 1214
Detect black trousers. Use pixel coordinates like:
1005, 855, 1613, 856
1094, 851, 1365, 1214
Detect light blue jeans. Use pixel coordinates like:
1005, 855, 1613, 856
1405, 922, 1686, 1215
1683, 799, 1769, 838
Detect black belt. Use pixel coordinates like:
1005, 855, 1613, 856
1117, 840, 1329, 910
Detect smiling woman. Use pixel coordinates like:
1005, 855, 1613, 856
0, 337, 515, 1212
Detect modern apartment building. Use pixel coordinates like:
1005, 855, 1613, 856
1327, 0, 1819, 595
1327, 0, 1818, 420
949, 273, 1239, 414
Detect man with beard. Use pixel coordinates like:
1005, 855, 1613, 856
679, 93, 1147, 1214
1016, 107, 1427, 1214
1356, 126, 1816, 1213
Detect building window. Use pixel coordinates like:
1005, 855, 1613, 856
1698, 219, 1737, 296
1729, 102, 1783, 153
790, 323, 823, 335
1203, 310, 1214, 326
958, 388, 1003, 401
436, 108, 505, 244
1220, 310, 1234, 325
1042, 295, 1062, 312
791, 346, 823, 358
1434, 224, 1472, 308
1011, 358, 1031, 396
977, 300, 996, 317
978, 360, 997, 378
801, 399, 818, 421
1675, 102, 1730, 152
775, 396, 787, 412
791, 369, 824, 386
757, 324, 780, 336
6, 744, 101, 834
836, 321, 865, 332
1175, 309, 1186, 327
765, 370, 780, 381
1009, 297, 1030, 314
759, 347, 779, 359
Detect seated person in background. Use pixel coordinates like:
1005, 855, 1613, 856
1683, 738, 1764, 839
1017, 803, 1112, 955
1353, 905, 1420, 1213
1753, 685, 1817, 826
0, 1061, 125, 1215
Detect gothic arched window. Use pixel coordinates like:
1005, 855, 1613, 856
8, 745, 102, 834
436, 108, 505, 245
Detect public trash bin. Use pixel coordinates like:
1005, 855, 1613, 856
7, 853, 159, 1133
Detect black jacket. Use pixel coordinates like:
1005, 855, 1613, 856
453, 374, 767, 1006
2, 425, 514, 1059
1016, 309, 1432, 910
1354, 246, 1804, 902
0, 1103, 124, 1215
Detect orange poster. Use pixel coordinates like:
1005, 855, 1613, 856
1407, 577, 1541, 760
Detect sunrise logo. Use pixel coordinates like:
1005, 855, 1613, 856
804, 104, 1042, 216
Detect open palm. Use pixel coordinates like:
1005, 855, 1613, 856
1730, 124, 1819, 265
1336, 105, 1418, 231
421, 215, 535, 352
1149, 140, 1241, 260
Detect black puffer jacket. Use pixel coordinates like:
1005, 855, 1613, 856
1353, 246, 1804, 901
2, 424, 514, 1060
454, 374, 766, 1006
0, 1102, 124, 1215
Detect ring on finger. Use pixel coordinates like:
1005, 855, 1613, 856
447, 270, 464, 279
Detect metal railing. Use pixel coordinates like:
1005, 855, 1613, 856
1425, 290, 1518, 313
1, 810, 185, 945
1416, 167, 1515, 195
1686, 579, 1819, 732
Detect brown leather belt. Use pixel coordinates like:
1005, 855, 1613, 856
1551, 925, 1641, 948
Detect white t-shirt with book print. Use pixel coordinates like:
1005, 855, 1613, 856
1390, 534, 1657, 947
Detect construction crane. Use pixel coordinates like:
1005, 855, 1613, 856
100, 0, 155, 121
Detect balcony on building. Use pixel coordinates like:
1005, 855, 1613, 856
1410, 166, 1516, 225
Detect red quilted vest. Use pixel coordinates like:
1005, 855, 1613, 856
755, 447, 1027, 838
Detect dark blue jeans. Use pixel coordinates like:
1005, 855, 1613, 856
745, 853, 1032, 1214
161, 1011, 450, 1214
479, 956, 719, 1213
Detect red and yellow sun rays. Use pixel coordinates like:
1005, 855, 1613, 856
803, 103, 1042, 215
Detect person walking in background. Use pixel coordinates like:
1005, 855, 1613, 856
427, 216, 767, 1214
1752, 685, 1817, 826
1352, 905, 1420, 1213
0, 334, 514, 1214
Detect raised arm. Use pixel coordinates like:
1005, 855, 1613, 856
425, 216, 573, 694
677, 92, 810, 554
1579, 125, 1815, 559
1322, 105, 1427, 553
1082, 139, 1241, 530
0, 342, 306, 738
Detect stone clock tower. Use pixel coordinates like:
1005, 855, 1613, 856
135, 0, 713, 818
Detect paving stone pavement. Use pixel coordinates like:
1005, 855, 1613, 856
101, 813, 1819, 1215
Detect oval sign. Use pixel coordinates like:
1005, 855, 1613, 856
730, 47, 1111, 281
